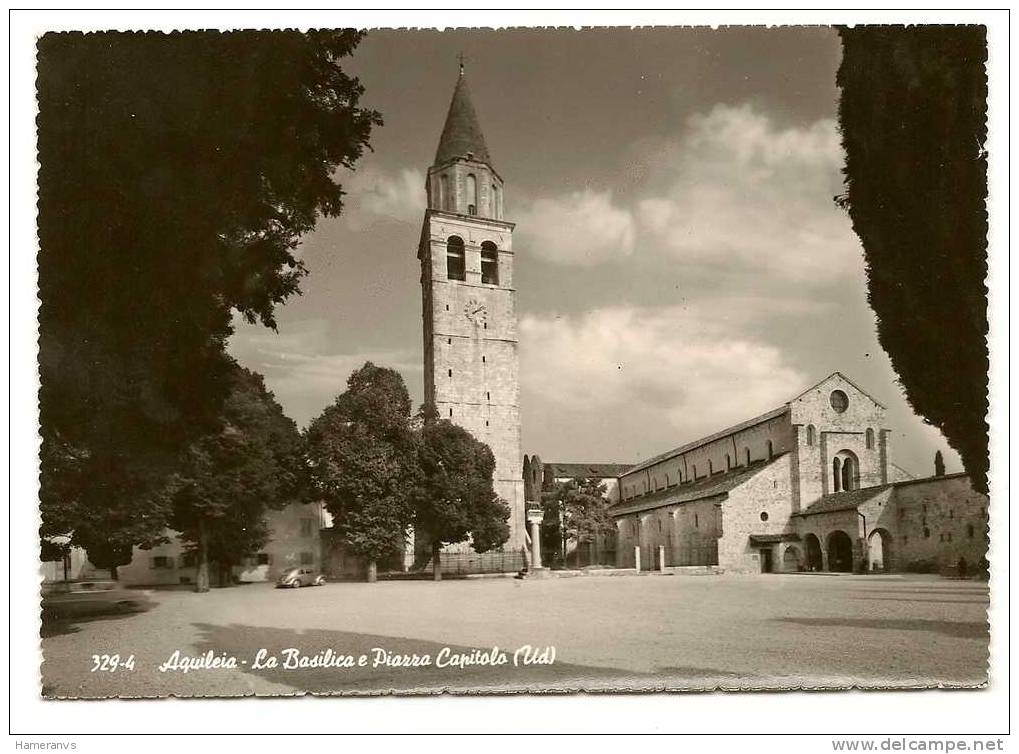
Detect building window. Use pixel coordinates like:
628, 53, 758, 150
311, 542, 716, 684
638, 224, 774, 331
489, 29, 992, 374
767, 440, 774, 460
481, 241, 499, 285
968, 524, 975, 539
744, 448, 751, 466
830, 389, 849, 413
448, 369, 452, 377
151, 556, 173, 569
257, 553, 270, 566
440, 174, 450, 210
833, 457, 842, 492
447, 338, 452, 345
692, 464, 697, 480
300, 518, 314, 537
482, 355, 486, 363
665, 474, 670, 487
492, 184, 501, 218
806, 424, 816, 446
446, 236, 466, 280
725, 454, 731, 470
760, 511, 769, 522
923, 527, 931, 539
866, 428, 875, 449
449, 408, 453, 417
466, 174, 477, 215
694, 514, 699, 528
486, 391, 490, 400
902, 535, 908, 545
300, 552, 314, 565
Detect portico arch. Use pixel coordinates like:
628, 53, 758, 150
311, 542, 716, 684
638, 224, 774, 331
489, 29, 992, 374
781, 544, 803, 572
803, 533, 823, 571
826, 530, 854, 572
867, 528, 893, 572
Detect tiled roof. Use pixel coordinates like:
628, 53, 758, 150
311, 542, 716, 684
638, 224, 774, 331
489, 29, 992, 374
547, 462, 633, 479
610, 454, 786, 517
793, 485, 892, 517
793, 473, 970, 518
434, 74, 491, 167
624, 406, 788, 476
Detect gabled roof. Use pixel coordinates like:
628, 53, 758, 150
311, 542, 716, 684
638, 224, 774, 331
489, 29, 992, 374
624, 405, 788, 477
546, 462, 633, 479
434, 73, 491, 168
611, 454, 787, 517
788, 371, 888, 410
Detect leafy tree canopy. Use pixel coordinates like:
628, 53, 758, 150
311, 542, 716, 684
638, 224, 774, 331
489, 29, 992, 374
542, 477, 615, 545
413, 418, 510, 554
836, 26, 988, 492
169, 365, 306, 581
306, 363, 418, 565
37, 30, 380, 561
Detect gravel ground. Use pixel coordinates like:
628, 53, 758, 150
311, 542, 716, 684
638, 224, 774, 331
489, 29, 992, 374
40, 572, 989, 698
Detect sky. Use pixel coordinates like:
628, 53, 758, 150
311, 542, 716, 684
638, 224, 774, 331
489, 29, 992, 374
227, 26, 961, 477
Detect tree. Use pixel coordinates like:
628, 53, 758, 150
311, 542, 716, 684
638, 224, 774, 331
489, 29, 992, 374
413, 417, 510, 581
541, 478, 615, 567
306, 363, 418, 583
168, 366, 305, 592
37, 30, 381, 565
836, 26, 988, 493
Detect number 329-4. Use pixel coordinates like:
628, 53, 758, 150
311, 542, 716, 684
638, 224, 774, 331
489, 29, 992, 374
90, 654, 135, 672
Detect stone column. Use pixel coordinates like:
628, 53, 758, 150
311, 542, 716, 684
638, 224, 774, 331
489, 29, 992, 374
530, 519, 542, 569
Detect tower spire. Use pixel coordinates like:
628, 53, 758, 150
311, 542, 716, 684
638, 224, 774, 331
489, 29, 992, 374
433, 62, 491, 168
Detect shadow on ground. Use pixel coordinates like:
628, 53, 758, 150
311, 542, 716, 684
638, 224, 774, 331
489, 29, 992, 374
776, 617, 988, 639
188, 622, 722, 694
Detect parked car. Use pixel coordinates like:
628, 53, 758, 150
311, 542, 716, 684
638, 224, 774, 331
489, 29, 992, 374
276, 567, 326, 588
41, 580, 152, 619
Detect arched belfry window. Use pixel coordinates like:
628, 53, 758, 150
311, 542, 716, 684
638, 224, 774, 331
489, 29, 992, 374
866, 428, 875, 449
806, 424, 816, 446
466, 174, 477, 215
481, 241, 499, 285
446, 236, 466, 281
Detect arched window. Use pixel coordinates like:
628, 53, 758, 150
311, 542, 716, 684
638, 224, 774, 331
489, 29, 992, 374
466, 174, 477, 215
744, 448, 751, 467
481, 241, 499, 285
708, 460, 714, 475
652, 476, 658, 491
692, 464, 698, 480
833, 457, 842, 492
491, 184, 500, 218
866, 428, 875, 449
806, 424, 816, 446
725, 454, 732, 471
841, 457, 853, 491
446, 236, 466, 281
767, 440, 774, 460
665, 474, 670, 487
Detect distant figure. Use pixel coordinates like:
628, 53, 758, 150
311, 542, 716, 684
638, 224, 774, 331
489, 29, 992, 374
935, 450, 946, 477
957, 557, 968, 578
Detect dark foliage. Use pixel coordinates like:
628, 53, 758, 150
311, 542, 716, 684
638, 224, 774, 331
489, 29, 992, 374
169, 365, 306, 590
413, 419, 511, 556
541, 477, 614, 566
306, 363, 418, 574
37, 31, 380, 563
836, 26, 988, 492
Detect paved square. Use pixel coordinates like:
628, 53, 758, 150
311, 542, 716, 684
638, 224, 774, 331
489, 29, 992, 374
41, 573, 989, 697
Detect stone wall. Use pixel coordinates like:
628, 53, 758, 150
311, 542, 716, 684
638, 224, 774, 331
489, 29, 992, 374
718, 454, 795, 572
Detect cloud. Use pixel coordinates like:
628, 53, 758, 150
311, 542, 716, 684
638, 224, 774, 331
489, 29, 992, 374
519, 304, 805, 460
636, 103, 861, 284
516, 188, 635, 266
228, 317, 421, 427
339, 164, 425, 229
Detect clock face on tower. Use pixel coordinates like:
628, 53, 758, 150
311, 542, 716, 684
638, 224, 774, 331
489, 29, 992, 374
464, 298, 487, 326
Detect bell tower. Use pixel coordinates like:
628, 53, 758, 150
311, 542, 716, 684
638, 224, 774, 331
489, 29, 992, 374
418, 64, 525, 553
